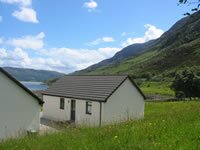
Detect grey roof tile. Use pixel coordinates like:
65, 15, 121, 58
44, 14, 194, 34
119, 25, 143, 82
43, 75, 145, 102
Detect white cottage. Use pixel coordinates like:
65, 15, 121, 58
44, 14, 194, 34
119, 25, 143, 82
0, 68, 44, 140
42, 75, 145, 126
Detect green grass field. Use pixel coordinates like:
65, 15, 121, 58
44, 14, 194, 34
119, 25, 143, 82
1, 101, 200, 150
140, 81, 174, 97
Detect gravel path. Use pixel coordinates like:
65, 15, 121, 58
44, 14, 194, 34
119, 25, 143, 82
39, 118, 59, 135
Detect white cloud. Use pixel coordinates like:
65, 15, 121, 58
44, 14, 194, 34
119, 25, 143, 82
12, 7, 38, 23
12, 48, 31, 64
0, 16, 2, 22
98, 47, 120, 58
122, 24, 164, 47
102, 37, 115, 42
8, 32, 45, 50
143, 24, 164, 41
28, 57, 67, 72
38, 47, 120, 72
0, 0, 32, 6
0, 32, 120, 73
0, 0, 39, 23
88, 37, 115, 46
0, 48, 8, 58
83, 0, 98, 12
0, 48, 63, 70
0, 46, 121, 73
0, 48, 32, 67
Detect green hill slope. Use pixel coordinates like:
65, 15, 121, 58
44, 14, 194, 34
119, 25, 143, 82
75, 11, 200, 76
3, 67, 65, 82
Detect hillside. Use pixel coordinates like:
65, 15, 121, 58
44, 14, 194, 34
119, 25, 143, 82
3, 67, 65, 82
75, 11, 200, 76
1, 101, 200, 149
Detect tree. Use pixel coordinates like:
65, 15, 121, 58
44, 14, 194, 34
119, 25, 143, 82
171, 70, 200, 99
179, 0, 200, 15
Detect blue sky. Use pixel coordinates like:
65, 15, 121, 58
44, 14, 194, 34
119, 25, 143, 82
0, 0, 195, 73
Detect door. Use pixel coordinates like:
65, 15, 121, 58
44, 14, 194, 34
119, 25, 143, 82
70, 100, 76, 121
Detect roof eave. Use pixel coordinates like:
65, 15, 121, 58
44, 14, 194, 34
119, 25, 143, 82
127, 76, 146, 99
0, 67, 44, 105
42, 93, 106, 103
105, 75, 146, 101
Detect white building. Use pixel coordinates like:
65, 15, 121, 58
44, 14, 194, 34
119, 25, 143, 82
42, 75, 145, 126
0, 68, 44, 140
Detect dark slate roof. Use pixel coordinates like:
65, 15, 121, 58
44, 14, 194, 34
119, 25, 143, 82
0, 67, 44, 105
43, 75, 145, 102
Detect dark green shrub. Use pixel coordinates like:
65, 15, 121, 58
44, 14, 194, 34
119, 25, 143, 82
175, 91, 186, 99
171, 69, 200, 99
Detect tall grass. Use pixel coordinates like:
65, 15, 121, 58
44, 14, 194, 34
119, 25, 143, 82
0, 101, 200, 150
140, 81, 174, 97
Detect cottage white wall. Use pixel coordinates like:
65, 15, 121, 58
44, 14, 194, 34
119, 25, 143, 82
42, 95, 101, 126
42, 95, 71, 121
75, 100, 100, 126
102, 78, 144, 125
0, 72, 41, 140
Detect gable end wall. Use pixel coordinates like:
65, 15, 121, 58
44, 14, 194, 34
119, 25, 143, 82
0, 72, 40, 140
102, 78, 144, 125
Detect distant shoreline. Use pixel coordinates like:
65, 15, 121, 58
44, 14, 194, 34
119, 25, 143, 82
20, 81, 48, 91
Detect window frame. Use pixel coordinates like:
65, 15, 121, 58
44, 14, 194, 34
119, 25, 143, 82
86, 101, 92, 115
60, 98, 65, 110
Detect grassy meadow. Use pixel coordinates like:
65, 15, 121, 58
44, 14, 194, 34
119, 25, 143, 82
1, 101, 200, 150
140, 81, 174, 97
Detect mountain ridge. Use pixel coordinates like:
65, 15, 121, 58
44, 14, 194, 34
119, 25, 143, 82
3, 67, 65, 82
74, 11, 200, 76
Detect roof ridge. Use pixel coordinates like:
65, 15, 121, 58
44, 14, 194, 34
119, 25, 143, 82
64, 74, 129, 76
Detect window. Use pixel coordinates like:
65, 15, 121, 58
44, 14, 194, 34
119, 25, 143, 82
86, 101, 92, 115
60, 98, 65, 110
